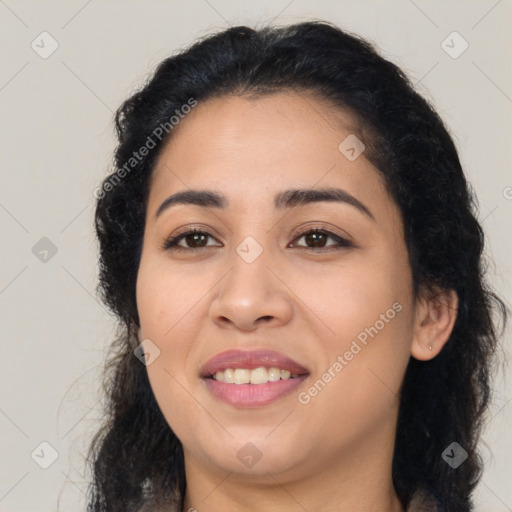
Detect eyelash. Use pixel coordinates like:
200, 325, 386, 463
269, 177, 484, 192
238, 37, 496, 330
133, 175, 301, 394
162, 226, 353, 252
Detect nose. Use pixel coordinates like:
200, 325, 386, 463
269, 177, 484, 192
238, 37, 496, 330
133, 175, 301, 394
209, 248, 294, 332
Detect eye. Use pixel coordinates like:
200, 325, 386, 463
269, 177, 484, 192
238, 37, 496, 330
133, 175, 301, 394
290, 228, 353, 251
162, 227, 353, 252
163, 229, 222, 251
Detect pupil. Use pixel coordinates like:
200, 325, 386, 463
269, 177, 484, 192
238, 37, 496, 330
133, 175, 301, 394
187, 233, 206, 247
307, 231, 325, 247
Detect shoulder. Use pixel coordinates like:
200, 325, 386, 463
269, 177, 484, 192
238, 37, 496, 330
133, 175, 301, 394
406, 489, 441, 512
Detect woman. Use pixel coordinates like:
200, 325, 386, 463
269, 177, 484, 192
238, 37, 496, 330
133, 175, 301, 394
88, 21, 506, 512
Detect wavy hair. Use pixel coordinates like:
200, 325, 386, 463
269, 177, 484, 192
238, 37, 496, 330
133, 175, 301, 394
87, 21, 506, 512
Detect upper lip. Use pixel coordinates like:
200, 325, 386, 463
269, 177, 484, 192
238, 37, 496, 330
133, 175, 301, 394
200, 349, 310, 378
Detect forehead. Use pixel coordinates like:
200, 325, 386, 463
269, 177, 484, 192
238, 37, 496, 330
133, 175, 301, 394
148, 92, 391, 217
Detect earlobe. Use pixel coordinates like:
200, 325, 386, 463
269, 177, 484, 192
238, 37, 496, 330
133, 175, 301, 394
411, 289, 458, 361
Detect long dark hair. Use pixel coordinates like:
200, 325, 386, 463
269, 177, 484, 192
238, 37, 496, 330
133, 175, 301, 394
88, 21, 506, 512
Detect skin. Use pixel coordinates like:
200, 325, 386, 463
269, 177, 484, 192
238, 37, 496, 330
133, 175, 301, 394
136, 91, 458, 512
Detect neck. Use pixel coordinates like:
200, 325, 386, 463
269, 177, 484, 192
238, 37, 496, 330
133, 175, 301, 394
181, 424, 404, 512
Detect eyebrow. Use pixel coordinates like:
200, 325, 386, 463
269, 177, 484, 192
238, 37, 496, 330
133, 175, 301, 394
155, 187, 375, 221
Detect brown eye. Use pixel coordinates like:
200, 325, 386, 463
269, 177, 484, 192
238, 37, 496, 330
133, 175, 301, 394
181, 232, 209, 248
163, 228, 352, 252
291, 229, 352, 250
163, 230, 221, 251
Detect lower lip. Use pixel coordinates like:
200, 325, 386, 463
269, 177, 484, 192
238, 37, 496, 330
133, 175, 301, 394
203, 376, 308, 408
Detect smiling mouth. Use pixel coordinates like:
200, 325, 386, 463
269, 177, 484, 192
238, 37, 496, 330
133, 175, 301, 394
200, 349, 310, 406
207, 366, 305, 384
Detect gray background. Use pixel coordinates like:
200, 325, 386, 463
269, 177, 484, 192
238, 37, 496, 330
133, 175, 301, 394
1, 0, 511, 510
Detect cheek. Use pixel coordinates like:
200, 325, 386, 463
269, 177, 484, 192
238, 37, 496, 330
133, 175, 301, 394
136, 261, 211, 393
292, 246, 412, 354
136, 253, 208, 341
293, 254, 413, 443
135, 253, 215, 437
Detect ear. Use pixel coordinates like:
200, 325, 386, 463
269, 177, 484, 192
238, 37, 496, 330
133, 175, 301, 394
411, 288, 458, 361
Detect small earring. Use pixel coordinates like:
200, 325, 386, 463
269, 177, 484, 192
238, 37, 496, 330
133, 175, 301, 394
428, 344, 433, 351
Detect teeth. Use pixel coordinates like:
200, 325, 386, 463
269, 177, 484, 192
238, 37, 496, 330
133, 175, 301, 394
223, 368, 234, 384
211, 367, 302, 384
233, 369, 250, 384
250, 367, 269, 384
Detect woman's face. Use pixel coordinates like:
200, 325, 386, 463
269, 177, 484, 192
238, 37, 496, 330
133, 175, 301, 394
136, 91, 417, 481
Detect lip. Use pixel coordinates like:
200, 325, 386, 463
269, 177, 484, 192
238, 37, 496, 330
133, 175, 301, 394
203, 375, 308, 408
200, 349, 310, 408
200, 349, 309, 378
